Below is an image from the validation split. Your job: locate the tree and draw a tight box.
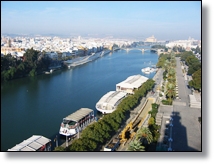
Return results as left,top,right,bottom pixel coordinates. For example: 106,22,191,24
195,46,201,54
167,68,176,84
54,146,65,151
156,54,168,68
23,48,40,69
81,138,97,151
128,139,145,151
185,55,199,66
80,124,104,144
168,68,175,76
172,46,178,52
148,103,159,118
189,68,201,90
148,117,155,126
187,62,201,75
68,138,88,151
136,127,153,144
166,83,176,104
29,68,37,76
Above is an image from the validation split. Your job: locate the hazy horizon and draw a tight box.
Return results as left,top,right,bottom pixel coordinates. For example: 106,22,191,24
1,1,201,40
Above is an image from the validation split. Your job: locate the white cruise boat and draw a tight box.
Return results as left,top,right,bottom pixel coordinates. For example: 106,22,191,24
141,67,152,74
96,91,127,114
141,67,158,74
59,108,94,136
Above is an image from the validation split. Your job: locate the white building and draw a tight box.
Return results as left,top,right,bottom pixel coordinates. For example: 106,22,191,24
166,37,200,49
145,35,157,42
96,91,127,114
116,75,148,94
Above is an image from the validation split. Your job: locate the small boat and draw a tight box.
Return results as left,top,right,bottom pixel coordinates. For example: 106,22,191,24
141,66,158,74
141,67,151,74
45,69,53,74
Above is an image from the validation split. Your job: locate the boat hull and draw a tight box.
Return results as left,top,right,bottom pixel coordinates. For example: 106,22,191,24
96,107,115,114
59,127,77,136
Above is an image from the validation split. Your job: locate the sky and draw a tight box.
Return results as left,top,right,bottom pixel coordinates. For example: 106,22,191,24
1,1,201,40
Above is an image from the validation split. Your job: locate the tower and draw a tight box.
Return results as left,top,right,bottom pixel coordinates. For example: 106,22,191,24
8,39,11,47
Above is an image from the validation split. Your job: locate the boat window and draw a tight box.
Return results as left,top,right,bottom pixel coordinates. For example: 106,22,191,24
68,121,76,125
63,119,69,124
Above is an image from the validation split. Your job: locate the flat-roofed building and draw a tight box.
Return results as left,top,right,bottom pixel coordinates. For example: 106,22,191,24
96,91,127,114
116,75,148,94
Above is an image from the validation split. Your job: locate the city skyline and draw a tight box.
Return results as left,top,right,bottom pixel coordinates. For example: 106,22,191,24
2,1,201,40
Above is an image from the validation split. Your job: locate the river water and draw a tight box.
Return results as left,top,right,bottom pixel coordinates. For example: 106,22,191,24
1,47,158,151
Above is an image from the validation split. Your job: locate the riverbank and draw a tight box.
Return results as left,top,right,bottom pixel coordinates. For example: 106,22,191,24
63,49,111,68
1,47,158,151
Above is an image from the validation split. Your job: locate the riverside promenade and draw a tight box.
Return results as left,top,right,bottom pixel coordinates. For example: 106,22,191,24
171,57,201,151
156,57,201,151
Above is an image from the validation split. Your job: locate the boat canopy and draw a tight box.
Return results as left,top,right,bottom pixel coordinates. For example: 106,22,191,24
96,91,127,107
64,108,93,122
7,135,51,151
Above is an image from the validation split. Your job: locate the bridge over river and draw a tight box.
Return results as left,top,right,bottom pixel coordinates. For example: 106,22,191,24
120,48,165,55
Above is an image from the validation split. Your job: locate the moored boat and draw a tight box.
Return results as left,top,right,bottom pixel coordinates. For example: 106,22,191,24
96,91,127,114
7,135,51,151
141,67,158,74
59,108,94,136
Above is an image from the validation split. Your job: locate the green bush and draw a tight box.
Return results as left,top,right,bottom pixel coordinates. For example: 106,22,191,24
161,100,172,105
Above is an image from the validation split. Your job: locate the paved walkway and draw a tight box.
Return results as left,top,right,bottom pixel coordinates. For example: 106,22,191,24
171,58,201,151
156,58,201,151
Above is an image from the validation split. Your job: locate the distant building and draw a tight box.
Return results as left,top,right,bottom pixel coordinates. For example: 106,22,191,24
165,37,200,50
145,35,157,43
1,47,25,55
46,51,58,60
62,52,72,58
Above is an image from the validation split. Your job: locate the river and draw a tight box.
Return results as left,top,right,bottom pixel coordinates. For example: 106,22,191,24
1,47,158,151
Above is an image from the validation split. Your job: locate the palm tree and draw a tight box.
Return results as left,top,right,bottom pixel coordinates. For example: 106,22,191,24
170,58,176,68
166,83,176,103
168,68,176,77
128,139,145,151
136,127,153,144
164,61,170,72
167,74,176,84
